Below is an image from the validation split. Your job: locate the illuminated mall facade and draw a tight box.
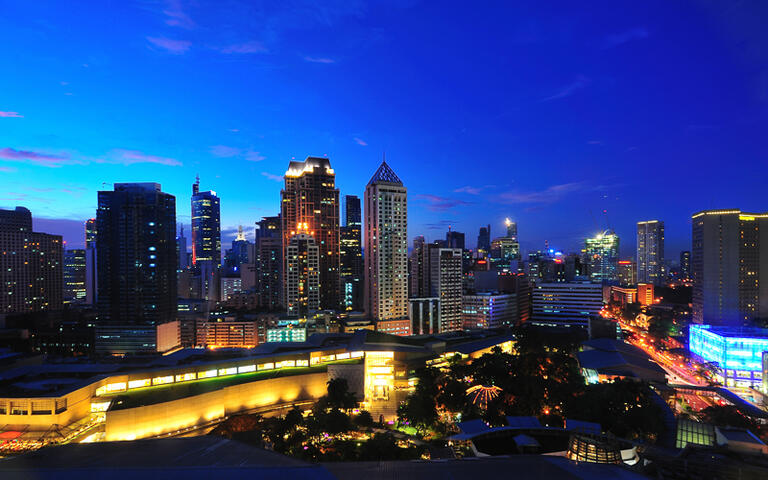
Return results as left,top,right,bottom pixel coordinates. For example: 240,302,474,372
0,329,512,454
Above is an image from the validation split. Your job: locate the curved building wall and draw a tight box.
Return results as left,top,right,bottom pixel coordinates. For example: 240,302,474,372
104,371,329,441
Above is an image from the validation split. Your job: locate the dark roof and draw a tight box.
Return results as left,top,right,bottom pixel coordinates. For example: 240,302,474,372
0,437,331,480
367,161,403,186
325,456,647,480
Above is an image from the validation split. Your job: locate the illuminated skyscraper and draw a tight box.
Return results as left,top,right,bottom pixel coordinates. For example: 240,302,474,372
489,218,520,266
583,230,620,284
191,177,221,265
637,220,664,285
281,157,340,310
340,195,363,311
680,250,691,280
0,207,63,314
617,260,637,286
63,249,87,303
85,218,98,305
430,247,463,332
364,160,409,324
477,224,491,255
256,215,282,311
95,183,179,354
285,230,320,318
691,209,768,326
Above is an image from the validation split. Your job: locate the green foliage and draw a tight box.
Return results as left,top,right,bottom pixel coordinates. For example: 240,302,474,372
354,410,374,429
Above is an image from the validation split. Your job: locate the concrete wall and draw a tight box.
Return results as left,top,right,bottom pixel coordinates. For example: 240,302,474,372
104,371,329,441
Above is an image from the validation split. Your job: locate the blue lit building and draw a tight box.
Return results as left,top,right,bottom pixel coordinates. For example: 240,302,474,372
689,324,768,388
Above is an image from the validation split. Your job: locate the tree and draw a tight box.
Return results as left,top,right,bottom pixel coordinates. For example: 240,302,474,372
354,410,374,429
324,378,357,410
700,405,763,438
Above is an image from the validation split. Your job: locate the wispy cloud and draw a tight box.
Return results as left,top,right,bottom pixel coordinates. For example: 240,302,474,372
0,166,16,172
414,194,471,212
497,182,589,205
542,75,590,102
604,27,649,48
146,36,191,54
425,220,458,231
162,0,194,29
218,41,268,54
209,145,265,162
304,56,335,64
0,147,71,167
109,149,181,166
0,111,23,118
453,185,495,195
353,137,368,146
261,172,283,182
587,140,603,145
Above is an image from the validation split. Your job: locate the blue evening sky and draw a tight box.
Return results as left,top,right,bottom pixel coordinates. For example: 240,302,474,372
1,1,766,259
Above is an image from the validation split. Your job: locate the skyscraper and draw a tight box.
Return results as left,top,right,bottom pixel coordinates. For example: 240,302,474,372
340,195,363,311
692,210,768,326
637,220,665,286
177,224,189,270
224,225,250,274
477,224,491,254
583,230,620,283
285,230,320,318
0,207,63,314
85,218,98,305
489,218,520,266
63,249,87,303
680,250,691,280
281,156,340,310
191,176,221,266
364,160,409,325
409,235,426,298
446,229,465,250
256,215,282,311
429,246,463,332
95,183,179,354
191,177,221,307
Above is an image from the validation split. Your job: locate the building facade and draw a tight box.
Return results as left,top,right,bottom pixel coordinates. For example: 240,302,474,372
531,282,603,329
340,195,363,311
0,207,63,314
584,231,620,284
256,215,282,311
281,157,340,310
462,293,518,329
95,183,178,354
691,210,768,326
63,249,87,304
364,161,409,323
637,220,665,286
617,260,637,286
285,232,320,318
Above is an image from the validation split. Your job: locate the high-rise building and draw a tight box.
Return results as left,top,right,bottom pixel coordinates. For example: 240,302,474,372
446,229,465,250
477,225,491,254
691,210,768,326
190,177,221,266
191,178,221,307
430,247,463,332
583,230,620,283
462,292,518,329
408,236,426,298
531,282,603,329
409,297,440,335
281,157,340,310
285,231,320,318
95,183,179,354
505,218,518,239
617,260,637,286
0,207,63,314
84,218,98,305
177,224,189,270
637,220,665,286
364,160,409,326
680,250,691,280
489,218,520,266
256,215,282,311
340,195,363,311
63,249,87,304
224,225,250,274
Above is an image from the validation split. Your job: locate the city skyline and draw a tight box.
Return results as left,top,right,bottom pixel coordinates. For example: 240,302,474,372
3,1,768,258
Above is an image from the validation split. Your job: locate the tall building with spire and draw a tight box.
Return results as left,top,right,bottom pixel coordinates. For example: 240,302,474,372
364,159,409,329
280,157,340,310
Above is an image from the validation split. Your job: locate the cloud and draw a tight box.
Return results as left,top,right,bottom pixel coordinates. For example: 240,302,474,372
162,0,194,29
261,172,283,182
424,220,457,231
414,194,472,212
353,137,368,146
209,145,265,162
542,75,590,101
304,56,335,64
604,27,649,48
0,166,16,172
32,218,89,249
218,41,268,54
453,185,495,195
0,147,71,167
0,111,23,118
108,149,181,166
146,36,191,54
587,140,603,145
497,182,589,205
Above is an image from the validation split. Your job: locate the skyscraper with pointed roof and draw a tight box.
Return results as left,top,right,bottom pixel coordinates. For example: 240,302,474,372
364,159,409,330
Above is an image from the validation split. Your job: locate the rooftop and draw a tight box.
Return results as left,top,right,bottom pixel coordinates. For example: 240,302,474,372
690,324,768,339
367,160,403,186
